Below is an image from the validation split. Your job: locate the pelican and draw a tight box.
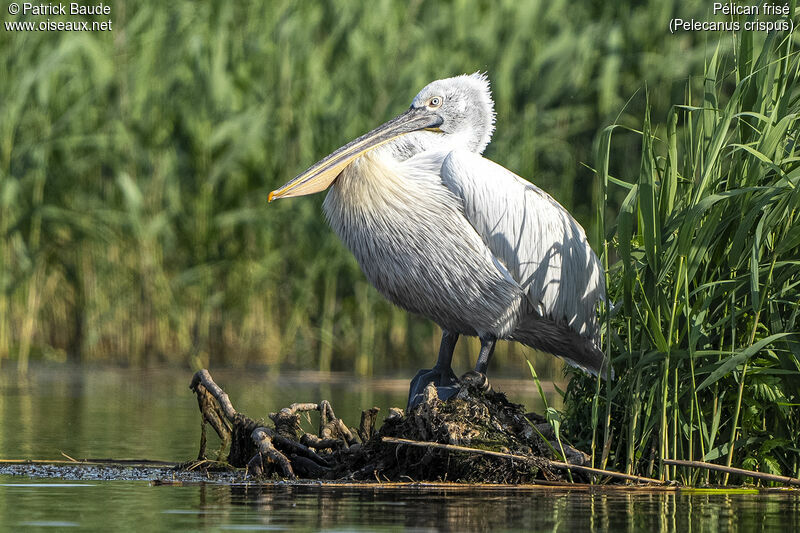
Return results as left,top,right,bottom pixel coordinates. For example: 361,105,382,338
269,73,608,407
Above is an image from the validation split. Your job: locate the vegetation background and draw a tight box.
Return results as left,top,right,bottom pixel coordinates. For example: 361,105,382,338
564,26,800,481
0,0,719,374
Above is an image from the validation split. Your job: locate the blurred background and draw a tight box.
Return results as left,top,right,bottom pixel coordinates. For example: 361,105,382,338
1,0,721,377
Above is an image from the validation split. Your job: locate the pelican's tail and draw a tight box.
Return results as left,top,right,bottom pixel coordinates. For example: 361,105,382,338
510,315,613,379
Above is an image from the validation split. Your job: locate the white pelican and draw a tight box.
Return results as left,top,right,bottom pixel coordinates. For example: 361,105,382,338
270,73,608,407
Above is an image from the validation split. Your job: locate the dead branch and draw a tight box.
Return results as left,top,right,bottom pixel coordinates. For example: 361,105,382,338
252,427,296,479
319,400,337,429
193,377,232,441
190,369,355,474
270,404,316,440
301,433,346,450
190,369,237,421
273,433,333,466
382,437,668,485
197,419,207,460
288,403,322,413
359,407,381,443
663,459,800,487
333,418,358,446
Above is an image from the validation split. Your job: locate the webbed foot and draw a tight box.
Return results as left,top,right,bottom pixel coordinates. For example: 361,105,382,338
406,366,460,409
459,370,493,393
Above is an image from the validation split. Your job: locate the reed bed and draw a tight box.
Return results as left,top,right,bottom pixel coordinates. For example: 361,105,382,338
1,0,712,374
564,29,800,482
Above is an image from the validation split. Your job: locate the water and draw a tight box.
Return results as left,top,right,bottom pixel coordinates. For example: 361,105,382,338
0,365,557,461
1,479,798,531
1,366,798,532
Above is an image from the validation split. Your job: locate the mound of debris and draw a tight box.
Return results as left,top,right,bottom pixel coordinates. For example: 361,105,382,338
188,369,591,484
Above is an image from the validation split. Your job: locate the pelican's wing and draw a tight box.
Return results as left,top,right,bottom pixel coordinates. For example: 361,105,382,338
439,150,604,342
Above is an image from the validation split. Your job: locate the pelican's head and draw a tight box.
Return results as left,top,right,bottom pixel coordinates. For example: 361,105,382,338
409,72,495,154
269,72,496,201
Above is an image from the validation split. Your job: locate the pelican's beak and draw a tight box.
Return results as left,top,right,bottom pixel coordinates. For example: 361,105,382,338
268,107,443,201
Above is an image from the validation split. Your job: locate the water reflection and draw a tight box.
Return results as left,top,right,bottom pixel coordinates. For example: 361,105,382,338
0,465,798,531
181,483,800,532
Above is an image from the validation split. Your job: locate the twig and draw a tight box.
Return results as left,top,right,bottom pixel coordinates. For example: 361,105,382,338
382,437,668,485
185,459,229,472
663,459,800,487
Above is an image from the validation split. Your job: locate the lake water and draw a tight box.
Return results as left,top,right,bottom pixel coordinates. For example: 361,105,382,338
1,365,798,531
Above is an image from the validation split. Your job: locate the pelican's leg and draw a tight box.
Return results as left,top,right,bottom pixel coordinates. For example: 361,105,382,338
461,335,496,392
407,330,460,409
474,335,497,373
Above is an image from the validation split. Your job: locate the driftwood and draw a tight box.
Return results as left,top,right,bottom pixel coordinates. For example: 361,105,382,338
190,369,363,478
188,368,598,483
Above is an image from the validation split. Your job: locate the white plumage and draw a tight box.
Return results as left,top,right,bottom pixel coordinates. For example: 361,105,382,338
270,73,609,405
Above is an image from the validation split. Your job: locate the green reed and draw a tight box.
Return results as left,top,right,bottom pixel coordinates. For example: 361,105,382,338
564,28,800,482
0,1,718,374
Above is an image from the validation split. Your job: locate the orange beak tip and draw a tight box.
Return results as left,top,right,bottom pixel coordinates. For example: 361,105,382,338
267,191,276,203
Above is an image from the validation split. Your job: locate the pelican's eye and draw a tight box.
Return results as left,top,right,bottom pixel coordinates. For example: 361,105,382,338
427,96,443,109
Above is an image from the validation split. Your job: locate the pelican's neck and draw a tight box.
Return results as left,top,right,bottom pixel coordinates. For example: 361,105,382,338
326,151,406,211
323,148,450,241
372,129,470,164
323,138,455,232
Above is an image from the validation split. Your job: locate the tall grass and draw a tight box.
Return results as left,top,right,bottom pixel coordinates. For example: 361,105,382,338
564,29,800,480
0,1,715,373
